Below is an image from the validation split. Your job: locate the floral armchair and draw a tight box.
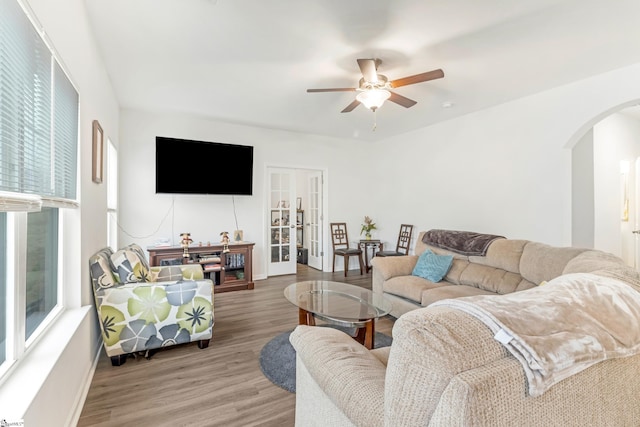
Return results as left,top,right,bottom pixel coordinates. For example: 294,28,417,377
89,244,214,366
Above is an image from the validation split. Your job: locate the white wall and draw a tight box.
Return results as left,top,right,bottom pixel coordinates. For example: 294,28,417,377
593,112,640,264
369,63,640,252
118,110,373,275
571,129,595,248
0,0,119,424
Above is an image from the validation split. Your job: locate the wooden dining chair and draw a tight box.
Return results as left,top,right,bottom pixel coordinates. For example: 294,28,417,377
330,222,364,276
376,224,414,257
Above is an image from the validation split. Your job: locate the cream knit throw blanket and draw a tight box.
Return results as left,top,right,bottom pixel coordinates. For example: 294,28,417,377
432,273,640,397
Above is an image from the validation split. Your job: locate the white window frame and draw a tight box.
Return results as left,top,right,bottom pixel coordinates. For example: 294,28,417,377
0,210,64,380
0,0,78,382
107,138,118,250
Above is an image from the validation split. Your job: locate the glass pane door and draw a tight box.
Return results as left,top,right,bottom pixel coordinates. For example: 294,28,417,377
307,171,323,270
268,168,296,276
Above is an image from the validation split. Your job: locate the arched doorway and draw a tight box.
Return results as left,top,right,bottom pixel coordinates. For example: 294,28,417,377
571,103,640,268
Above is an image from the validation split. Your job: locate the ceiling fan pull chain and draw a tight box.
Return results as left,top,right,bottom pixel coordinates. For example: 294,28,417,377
372,109,377,132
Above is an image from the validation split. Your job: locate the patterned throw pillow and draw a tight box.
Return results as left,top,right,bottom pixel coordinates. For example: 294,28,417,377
89,253,119,291
126,243,151,272
412,249,454,282
111,248,151,283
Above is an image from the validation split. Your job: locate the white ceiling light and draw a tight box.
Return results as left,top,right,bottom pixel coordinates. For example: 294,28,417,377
356,89,391,111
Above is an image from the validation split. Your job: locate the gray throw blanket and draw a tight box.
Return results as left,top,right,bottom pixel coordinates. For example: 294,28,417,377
432,273,640,397
422,229,505,256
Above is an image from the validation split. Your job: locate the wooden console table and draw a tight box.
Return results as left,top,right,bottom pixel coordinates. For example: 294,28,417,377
147,242,254,293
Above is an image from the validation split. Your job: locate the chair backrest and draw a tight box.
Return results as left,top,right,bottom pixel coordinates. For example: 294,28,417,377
330,223,350,249
396,224,414,255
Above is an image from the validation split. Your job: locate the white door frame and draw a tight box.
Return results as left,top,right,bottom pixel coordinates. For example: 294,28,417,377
264,164,329,275
306,170,323,270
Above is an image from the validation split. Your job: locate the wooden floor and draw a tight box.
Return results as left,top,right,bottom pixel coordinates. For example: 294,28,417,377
77,265,395,427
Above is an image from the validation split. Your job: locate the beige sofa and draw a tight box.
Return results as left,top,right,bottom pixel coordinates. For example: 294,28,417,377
289,232,640,426
372,231,627,318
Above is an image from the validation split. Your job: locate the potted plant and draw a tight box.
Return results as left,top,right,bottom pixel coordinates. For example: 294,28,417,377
360,216,377,240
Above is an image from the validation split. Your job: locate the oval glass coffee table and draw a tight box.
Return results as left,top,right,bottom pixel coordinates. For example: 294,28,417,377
284,280,392,349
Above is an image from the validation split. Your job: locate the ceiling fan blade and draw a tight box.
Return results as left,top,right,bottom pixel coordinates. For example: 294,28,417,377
388,91,417,108
341,99,361,113
357,59,378,83
390,69,444,88
307,88,356,93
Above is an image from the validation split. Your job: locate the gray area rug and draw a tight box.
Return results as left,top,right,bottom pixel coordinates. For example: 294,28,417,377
259,325,393,393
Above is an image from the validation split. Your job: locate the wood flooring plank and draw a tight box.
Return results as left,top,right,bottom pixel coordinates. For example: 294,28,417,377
77,266,395,426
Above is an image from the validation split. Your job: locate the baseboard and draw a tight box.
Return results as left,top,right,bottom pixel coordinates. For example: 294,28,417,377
65,338,102,426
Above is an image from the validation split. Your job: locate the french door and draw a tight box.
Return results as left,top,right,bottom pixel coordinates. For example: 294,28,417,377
307,171,323,270
267,168,297,276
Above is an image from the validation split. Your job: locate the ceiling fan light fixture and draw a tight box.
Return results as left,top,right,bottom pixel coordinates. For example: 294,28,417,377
356,88,391,111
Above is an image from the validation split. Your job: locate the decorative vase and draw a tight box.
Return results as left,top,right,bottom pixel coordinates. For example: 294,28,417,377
365,232,372,240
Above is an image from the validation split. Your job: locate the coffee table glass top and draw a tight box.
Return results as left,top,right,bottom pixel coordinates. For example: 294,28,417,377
284,280,392,322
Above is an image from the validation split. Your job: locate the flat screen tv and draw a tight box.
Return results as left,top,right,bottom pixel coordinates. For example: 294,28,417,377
155,137,253,195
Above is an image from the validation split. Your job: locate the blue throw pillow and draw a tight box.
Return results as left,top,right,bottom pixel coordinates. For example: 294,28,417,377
412,249,453,282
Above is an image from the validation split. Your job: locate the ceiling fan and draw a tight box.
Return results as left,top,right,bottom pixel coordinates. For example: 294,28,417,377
307,58,444,113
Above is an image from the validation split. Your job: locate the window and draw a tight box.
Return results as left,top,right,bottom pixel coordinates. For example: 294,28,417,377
0,0,78,376
25,208,58,340
0,212,6,365
107,139,118,250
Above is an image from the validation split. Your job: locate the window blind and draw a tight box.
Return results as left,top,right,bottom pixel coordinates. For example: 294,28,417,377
0,0,79,210
0,191,42,212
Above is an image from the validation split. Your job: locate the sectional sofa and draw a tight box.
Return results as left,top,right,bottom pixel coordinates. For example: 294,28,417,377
289,231,640,426
371,230,630,317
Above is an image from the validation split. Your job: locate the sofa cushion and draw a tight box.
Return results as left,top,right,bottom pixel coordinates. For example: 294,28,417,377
468,239,528,274
563,250,626,275
422,285,496,306
412,250,453,282
459,263,524,294
443,258,468,285
520,242,587,284
384,275,447,303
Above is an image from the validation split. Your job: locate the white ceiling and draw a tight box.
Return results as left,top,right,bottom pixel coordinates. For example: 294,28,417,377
85,0,640,141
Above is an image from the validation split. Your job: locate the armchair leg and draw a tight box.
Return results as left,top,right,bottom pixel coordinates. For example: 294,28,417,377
358,253,364,275
110,354,128,366
332,255,336,272
343,255,348,277
198,339,210,349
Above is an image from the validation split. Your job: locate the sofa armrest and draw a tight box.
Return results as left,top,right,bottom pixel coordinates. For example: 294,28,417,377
289,325,385,427
371,255,419,297
384,306,507,426
372,255,419,280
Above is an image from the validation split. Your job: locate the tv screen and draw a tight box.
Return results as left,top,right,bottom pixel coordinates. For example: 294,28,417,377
155,137,253,195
